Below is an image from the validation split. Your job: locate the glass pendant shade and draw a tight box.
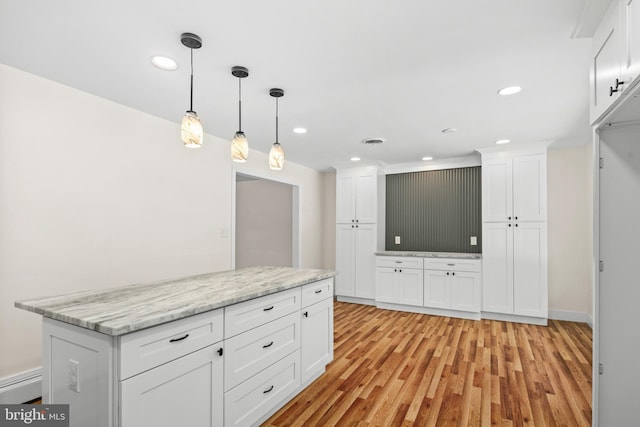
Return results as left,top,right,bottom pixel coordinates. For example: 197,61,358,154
269,142,285,170
181,111,203,148
231,131,248,162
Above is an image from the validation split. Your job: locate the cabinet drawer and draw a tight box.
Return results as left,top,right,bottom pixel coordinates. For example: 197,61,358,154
424,258,481,272
225,311,300,391
119,309,223,380
301,278,333,308
375,256,424,269
225,287,301,338
225,350,301,427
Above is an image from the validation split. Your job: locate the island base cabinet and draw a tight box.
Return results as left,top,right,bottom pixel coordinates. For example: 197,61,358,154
120,345,223,427
301,297,334,384
224,350,301,427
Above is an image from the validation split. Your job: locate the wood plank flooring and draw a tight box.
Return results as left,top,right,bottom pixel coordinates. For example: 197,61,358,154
265,301,592,426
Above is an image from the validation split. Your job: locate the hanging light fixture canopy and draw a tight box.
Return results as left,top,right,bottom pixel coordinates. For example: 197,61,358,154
180,32,203,148
231,66,249,162
269,88,285,171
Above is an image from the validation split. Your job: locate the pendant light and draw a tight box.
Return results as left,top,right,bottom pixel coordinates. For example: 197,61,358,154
269,88,285,170
180,33,203,148
230,66,249,162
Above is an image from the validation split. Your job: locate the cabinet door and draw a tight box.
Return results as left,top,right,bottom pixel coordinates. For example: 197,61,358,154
482,158,512,222
397,268,424,307
513,222,548,318
354,223,376,299
301,298,334,384
120,345,223,427
335,225,356,297
450,272,481,313
512,153,546,222
591,0,623,123
482,222,514,314
375,267,397,303
336,174,355,223
424,270,450,309
355,172,377,223
623,0,640,83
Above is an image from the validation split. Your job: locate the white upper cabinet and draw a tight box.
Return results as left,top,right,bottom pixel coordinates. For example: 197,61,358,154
336,167,380,224
590,0,640,124
623,0,640,86
482,152,546,223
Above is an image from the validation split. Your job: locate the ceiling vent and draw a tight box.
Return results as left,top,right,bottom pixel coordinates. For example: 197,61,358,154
361,137,385,145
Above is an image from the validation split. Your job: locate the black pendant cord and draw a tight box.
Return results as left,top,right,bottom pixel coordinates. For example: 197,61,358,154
275,97,279,144
189,48,194,112
238,78,242,132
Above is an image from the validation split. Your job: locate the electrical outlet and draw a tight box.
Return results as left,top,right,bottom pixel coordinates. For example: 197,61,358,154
470,236,477,246
395,236,401,244
68,359,80,393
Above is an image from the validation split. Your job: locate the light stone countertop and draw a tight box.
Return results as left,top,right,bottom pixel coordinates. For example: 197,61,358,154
375,251,482,259
15,266,336,336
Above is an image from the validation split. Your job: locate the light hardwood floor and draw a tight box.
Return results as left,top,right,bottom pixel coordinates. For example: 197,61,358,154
265,301,592,426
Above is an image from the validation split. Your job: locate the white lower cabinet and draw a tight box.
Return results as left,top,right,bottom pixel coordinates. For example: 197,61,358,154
424,259,481,313
223,280,334,427
41,278,334,427
301,294,334,384
224,351,301,427
375,256,424,306
120,345,224,427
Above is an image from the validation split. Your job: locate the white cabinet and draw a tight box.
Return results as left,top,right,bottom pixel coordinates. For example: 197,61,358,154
375,256,424,306
480,148,548,322
120,345,223,427
590,0,640,124
335,167,385,303
482,153,546,222
622,0,640,83
335,223,376,300
423,259,481,313
336,169,378,224
301,281,333,384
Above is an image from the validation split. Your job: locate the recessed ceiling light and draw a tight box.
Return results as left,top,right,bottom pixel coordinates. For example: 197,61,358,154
422,156,433,161
497,86,522,96
151,56,178,70
495,139,511,144
441,128,457,133
293,127,307,134
350,157,361,162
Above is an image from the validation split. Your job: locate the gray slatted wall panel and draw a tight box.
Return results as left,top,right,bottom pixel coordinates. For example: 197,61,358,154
385,167,481,253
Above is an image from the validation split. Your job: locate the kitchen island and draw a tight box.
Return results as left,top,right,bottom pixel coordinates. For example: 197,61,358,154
16,266,336,427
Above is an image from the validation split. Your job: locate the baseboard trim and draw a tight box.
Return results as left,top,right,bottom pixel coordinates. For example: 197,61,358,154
0,368,42,404
335,296,376,306
548,309,591,324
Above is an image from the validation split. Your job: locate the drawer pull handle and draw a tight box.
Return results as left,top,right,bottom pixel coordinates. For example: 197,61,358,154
447,263,455,266
263,341,274,348
217,347,223,356
169,333,189,343
263,306,274,311
303,311,309,317
314,289,322,294
263,385,274,394
395,261,402,264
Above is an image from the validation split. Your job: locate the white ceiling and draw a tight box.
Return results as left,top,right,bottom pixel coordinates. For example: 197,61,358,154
0,0,595,171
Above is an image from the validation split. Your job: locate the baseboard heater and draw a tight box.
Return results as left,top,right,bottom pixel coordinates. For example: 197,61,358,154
0,368,42,404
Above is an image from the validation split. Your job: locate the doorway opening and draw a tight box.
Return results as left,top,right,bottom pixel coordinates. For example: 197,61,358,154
233,172,300,269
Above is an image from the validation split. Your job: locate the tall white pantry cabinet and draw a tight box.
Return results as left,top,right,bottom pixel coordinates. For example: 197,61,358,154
335,166,385,303
479,147,548,324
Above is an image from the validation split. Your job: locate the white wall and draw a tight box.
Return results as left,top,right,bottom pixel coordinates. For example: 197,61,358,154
235,178,293,268
0,64,325,379
547,144,593,321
